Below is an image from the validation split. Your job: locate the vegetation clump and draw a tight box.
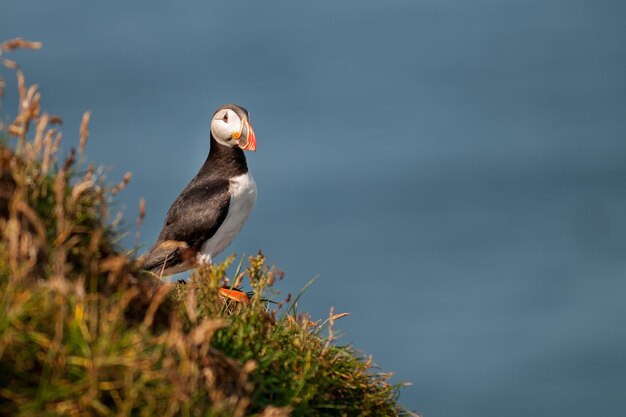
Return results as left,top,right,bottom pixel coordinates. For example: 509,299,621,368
0,39,411,417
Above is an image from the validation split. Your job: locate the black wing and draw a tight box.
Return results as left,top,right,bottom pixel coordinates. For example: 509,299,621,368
141,178,230,274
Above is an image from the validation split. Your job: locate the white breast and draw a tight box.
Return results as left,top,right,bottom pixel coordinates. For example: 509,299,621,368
198,172,257,263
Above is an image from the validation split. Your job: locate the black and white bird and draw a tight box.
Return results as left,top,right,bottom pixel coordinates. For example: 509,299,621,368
141,104,257,277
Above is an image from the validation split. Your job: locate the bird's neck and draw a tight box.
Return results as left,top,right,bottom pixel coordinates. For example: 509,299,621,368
201,135,248,177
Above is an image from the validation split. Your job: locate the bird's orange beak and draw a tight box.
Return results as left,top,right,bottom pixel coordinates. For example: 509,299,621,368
239,120,256,152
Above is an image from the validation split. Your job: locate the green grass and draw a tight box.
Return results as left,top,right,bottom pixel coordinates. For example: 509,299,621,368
0,38,413,417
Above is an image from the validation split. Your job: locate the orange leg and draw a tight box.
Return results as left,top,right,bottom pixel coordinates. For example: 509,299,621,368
219,287,250,303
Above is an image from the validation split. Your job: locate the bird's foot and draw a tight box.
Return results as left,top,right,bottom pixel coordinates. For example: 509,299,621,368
219,287,249,303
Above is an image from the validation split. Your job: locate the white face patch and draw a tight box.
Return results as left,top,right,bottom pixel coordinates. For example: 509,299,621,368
210,109,242,146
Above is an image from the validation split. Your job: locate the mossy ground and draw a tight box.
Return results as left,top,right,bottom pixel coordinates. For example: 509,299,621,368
0,39,413,417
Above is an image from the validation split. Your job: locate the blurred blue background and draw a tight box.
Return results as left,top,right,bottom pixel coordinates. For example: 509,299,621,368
3,1,626,415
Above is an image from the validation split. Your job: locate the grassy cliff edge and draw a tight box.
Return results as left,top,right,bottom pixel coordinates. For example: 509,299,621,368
0,39,412,417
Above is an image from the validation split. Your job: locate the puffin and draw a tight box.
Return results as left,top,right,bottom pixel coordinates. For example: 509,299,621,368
141,104,257,278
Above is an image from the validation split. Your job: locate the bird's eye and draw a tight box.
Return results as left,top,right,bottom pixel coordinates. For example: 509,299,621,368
222,113,229,123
